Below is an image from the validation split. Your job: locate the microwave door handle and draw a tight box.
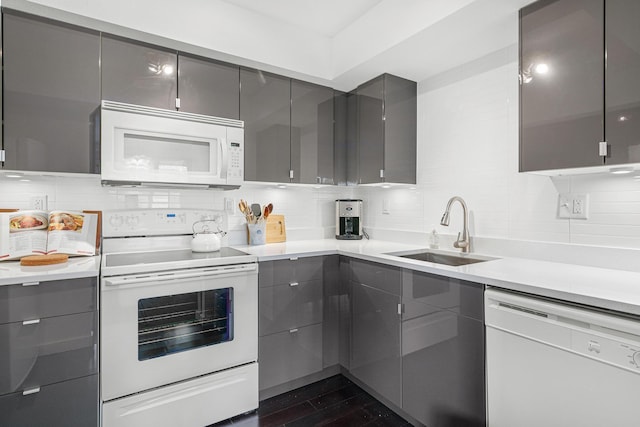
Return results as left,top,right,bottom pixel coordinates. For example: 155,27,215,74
219,137,228,179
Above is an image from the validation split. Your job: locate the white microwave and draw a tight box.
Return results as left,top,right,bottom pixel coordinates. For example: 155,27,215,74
100,101,243,189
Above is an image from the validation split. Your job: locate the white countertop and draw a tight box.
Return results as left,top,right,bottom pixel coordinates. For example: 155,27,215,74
235,239,640,316
0,256,101,286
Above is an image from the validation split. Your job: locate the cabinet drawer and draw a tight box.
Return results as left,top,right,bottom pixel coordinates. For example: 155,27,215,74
259,257,323,288
259,323,323,390
402,270,484,321
259,279,323,336
350,259,401,296
0,277,97,325
0,374,98,427
0,311,98,395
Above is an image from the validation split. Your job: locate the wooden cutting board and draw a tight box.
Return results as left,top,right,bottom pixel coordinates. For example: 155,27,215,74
266,215,286,243
21,254,69,266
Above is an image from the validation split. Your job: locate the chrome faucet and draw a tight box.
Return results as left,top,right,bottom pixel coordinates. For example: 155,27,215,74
440,196,470,253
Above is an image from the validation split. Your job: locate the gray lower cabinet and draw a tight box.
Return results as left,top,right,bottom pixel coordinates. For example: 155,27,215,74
401,270,485,427
0,277,99,427
258,256,325,391
349,259,402,408
2,11,100,174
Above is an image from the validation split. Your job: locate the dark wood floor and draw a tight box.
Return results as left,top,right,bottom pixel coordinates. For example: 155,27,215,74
210,374,411,427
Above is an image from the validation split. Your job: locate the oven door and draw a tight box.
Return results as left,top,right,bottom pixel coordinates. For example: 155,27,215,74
101,263,257,401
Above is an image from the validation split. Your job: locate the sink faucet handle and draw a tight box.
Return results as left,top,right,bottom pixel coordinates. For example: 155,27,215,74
454,232,469,249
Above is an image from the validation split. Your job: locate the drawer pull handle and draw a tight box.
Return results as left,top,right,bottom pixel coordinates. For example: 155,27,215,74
289,282,299,287
289,257,298,261
23,387,40,396
22,281,40,287
289,328,299,333
22,319,40,326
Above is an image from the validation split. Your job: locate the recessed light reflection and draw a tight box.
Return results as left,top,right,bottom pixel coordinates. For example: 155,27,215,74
618,115,629,122
381,184,391,189
163,65,174,76
5,174,22,178
610,166,634,175
19,179,31,182
534,63,549,74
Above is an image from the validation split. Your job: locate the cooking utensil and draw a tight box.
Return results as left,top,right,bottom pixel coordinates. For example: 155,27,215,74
263,205,269,220
251,203,262,220
267,203,273,215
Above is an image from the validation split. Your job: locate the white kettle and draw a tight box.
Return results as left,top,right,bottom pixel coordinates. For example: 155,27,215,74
191,220,226,252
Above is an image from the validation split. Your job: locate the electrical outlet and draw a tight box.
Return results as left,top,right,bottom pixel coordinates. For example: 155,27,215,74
31,195,48,210
557,193,588,219
224,198,235,214
382,199,390,215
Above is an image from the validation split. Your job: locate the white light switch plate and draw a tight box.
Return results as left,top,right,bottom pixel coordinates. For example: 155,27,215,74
557,193,589,219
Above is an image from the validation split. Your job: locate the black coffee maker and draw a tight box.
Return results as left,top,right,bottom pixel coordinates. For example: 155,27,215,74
335,199,363,240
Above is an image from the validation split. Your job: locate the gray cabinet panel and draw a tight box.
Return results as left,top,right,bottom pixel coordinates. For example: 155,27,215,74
402,270,484,321
0,311,98,395
350,259,401,296
520,0,604,171
402,313,485,426
384,76,417,184
2,12,100,173
259,280,323,336
350,281,401,408
240,68,291,182
334,92,348,186
0,374,98,427
357,77,385,184
258,323,323,390
322,255,340,368
291,80,335,184
0,277,97,325
401,269,485,426
338,256,352,369
259,257,323,288
605,0,640,165
177,54,239,119
101,35,177,110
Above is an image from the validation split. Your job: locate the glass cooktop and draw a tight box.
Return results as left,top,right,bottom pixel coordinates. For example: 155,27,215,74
104,247,251,269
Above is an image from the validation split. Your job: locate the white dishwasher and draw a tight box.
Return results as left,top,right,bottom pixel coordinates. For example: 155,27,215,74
485,288,640,427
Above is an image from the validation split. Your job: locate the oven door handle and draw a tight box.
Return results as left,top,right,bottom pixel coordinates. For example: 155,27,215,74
104,263,257,287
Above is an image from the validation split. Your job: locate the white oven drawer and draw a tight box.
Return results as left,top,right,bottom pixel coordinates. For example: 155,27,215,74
102,362,258,427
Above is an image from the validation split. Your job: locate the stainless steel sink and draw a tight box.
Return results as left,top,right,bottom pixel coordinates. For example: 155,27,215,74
388,250,495,266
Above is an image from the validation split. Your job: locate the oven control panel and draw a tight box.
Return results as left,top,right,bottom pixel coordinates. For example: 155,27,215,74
103,209,225,237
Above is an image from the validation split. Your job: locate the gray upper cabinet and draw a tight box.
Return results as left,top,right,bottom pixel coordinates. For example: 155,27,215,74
101,35,177,110
356,74,416,184
240,68,291,182
291,80,335,184
177,54,240,119
519,0,640,171
605,0,640,165
2,11,100,173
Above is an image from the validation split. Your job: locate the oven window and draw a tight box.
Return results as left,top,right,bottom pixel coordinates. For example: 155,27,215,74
137,288,233,361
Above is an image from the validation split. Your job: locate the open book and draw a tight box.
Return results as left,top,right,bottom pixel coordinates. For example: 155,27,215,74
0,210,99,261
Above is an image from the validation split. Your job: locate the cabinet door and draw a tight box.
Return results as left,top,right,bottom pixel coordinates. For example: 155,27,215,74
401,270,485,427
240,68,291,182
259,280,323,336
520,0,604,171
350,281,401,408
0,374,98,427
2,12,100,173
258,323,323,391
291,80,335,184
177,54,239,119
605,0,640,165
384,75,416,184
101,35,177,110
357,76,385,184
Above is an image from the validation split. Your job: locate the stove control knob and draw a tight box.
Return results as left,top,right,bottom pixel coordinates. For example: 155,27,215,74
126,216,138,226
633,351,640,368
109,215,123,227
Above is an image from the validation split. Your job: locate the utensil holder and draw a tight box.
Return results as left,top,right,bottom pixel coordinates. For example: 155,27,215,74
247,222,266,245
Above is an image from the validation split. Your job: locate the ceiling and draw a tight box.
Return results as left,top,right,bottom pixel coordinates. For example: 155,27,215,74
221,0,384,38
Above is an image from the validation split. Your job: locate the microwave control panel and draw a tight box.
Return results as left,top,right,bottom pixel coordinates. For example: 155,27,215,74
227,127,244,184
